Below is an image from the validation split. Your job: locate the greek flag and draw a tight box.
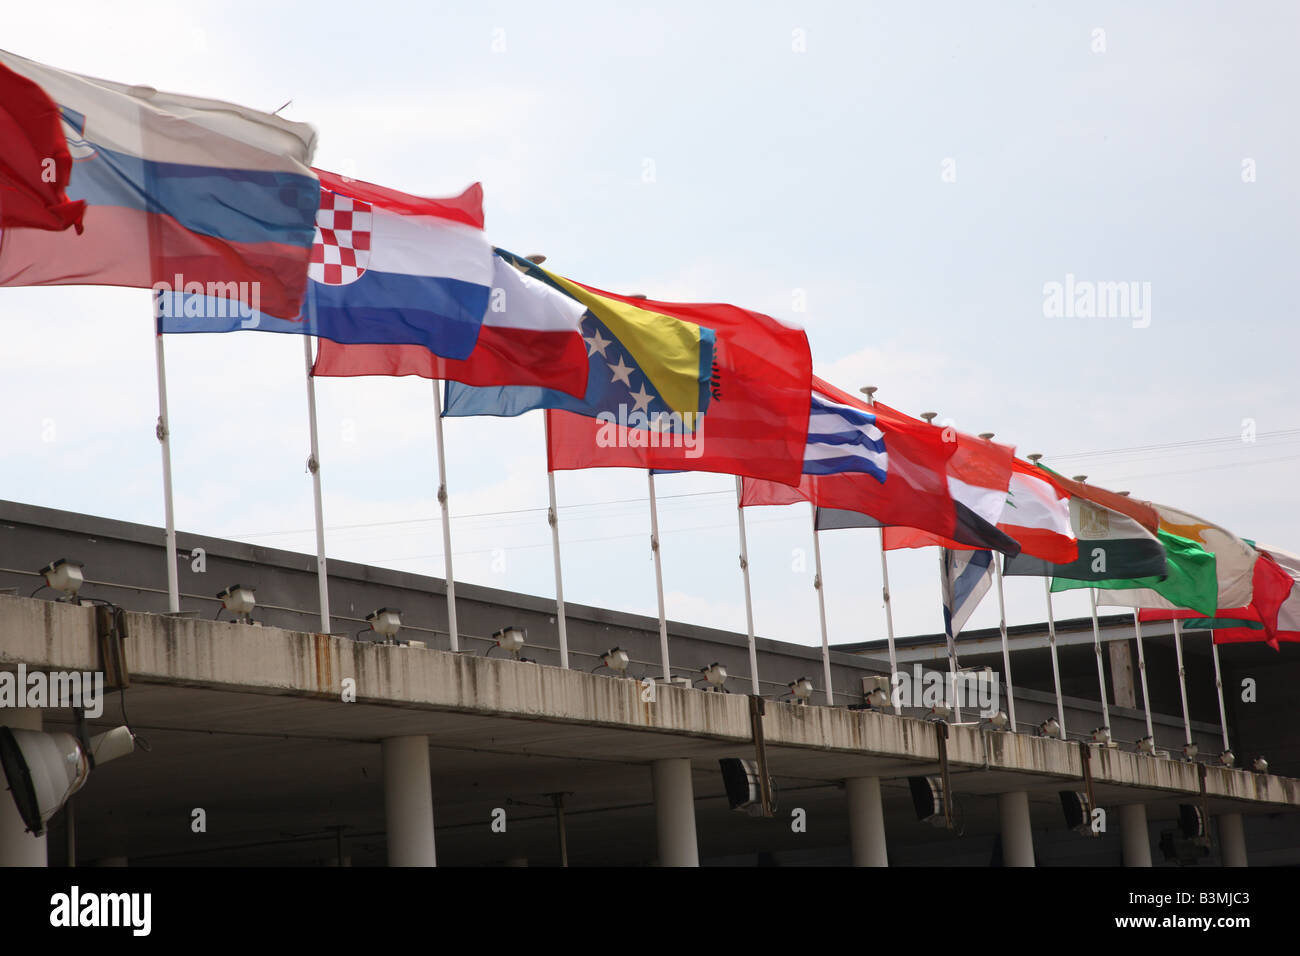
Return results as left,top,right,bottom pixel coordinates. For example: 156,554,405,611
941,548,994,642
803,391,887,482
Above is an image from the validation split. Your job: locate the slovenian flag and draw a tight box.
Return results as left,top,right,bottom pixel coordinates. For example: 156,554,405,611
310,248,589,397
0,49,319,319
160,169,494,359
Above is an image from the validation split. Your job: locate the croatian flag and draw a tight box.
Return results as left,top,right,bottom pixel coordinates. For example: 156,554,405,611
161,169,494,359
0,50,319,319
803,390,887,481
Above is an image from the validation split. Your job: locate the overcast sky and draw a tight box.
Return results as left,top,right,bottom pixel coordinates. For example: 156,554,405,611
2,0,1297,655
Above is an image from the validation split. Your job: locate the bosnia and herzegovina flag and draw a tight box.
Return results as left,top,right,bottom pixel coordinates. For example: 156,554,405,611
0,49,319,319
443,250,715,423
159,169,495,360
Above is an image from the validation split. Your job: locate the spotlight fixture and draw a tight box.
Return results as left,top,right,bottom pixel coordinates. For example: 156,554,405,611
1182,741,1199,761
1252,756,1268,773
981,710,1009,731
700,662,728,691
601,646,631,674
0,723,135,836
1090,726,1114,747
1037,716,1062,739
491,626,527,657
366,607,402,641
1137,735,1157,755
1219,749,1236,768
37,558,85,602
787,677,814,704
861,674,891,710
216,584,256,623
925,704,952,722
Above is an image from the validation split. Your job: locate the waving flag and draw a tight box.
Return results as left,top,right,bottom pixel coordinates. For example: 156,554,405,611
446,257,812,485
942,548,994,643
996,459,1076,563
0,61,85,232
802,390,887,480
311,249,588,396
160,169,494,358
0,50,318,319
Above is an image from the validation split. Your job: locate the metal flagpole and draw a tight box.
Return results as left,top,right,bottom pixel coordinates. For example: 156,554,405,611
430,383,458,652
1088,588,1112,736
1210,636,1231,753
1173,619,1194,751
543,415,570,669
1131,610,1155,742
993,552,1017,730
860,387,900,711
1043,578,1067,737
153,301,180,614
302,336,331,633
648,471,671,680
734,476,760,695
810,504,834,705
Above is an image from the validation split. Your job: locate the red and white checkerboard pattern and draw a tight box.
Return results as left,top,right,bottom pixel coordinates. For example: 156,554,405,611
308,189,373,285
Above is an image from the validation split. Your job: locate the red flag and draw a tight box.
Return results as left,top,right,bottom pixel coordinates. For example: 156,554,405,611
0,62,85,232
545,293,811,484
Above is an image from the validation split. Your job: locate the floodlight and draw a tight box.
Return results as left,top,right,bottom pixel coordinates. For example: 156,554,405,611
1037,716,1062,739
1091,726,1113,746
1137,735,1157,755
601,646,630,674
491,626,527,656
366,607,402,640
216,584,256,623
0,724,135,836
865,687,889,710
1219,749,1236,768
981,710,1009,731
1252,756,1268,773
925,704,952,722
1182,741,1199,761
37,558,85,601
700,662,727,690
787,677,814,703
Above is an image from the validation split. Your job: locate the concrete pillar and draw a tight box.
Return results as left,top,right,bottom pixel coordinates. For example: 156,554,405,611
1118,804,1152,866
1219,813,1248,867
382,736,436,866
998,791,1034,867
0,709,47,867
846,776,888,866
651,758,699,867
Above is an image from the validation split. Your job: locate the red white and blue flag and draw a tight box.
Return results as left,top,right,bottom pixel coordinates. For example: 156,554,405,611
0,50,319,319
160,169,495,359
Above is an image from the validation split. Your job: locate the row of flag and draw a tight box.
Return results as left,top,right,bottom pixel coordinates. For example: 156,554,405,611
2,49,1297,678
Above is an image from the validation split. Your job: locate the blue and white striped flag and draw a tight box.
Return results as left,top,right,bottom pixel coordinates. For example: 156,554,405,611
803,391,887,482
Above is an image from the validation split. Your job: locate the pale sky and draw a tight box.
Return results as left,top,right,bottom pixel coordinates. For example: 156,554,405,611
1,0,1297,649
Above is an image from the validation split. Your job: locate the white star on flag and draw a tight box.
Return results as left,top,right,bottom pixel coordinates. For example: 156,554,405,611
585,328,612,358
607,355,634,386
629,382,654,413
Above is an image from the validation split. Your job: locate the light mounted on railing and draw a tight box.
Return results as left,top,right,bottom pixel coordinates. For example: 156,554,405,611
1137,735,1157,755
1090,726,1114,747
1219,749,1236,768
1252,756,1268,773
787,677,814,704
1182,741,1199,761
366,607,402,641
216,584,256,624
699,662,727,691
37,558,85,602
489,625,527,658
862,674,890,710
925,704,952,722
600,647,630,674
1037,716,1062,739
981,710,1009,731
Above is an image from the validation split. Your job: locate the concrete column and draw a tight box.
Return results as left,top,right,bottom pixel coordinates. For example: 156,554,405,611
1118,804,1152,867
998,791,1034,867
846,776,888,866
651,758,699,867
1219,813,1248,867
382,736,436,867
0,709,47,867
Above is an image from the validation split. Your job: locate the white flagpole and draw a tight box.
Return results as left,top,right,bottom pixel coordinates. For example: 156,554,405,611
544,415,570,669
431,383,458,652
858,387,900,709
302,335,331,633
1043,578,1067,737
734,476,760,695
1211,636,1231,753
993,553,1017,730
648,471,671,680
878,530,901,712
1173,619,1194,751
1131,610,1155,742
810,504,834,705
153,305,180,614
940,548,963,724
1088,588,1112,735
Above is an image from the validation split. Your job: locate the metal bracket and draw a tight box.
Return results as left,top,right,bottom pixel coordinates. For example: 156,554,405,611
154,416,168,442
437,483,448,506
547,506,557,528
748,694,774,817
94,603,131,691
306,455,319,476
